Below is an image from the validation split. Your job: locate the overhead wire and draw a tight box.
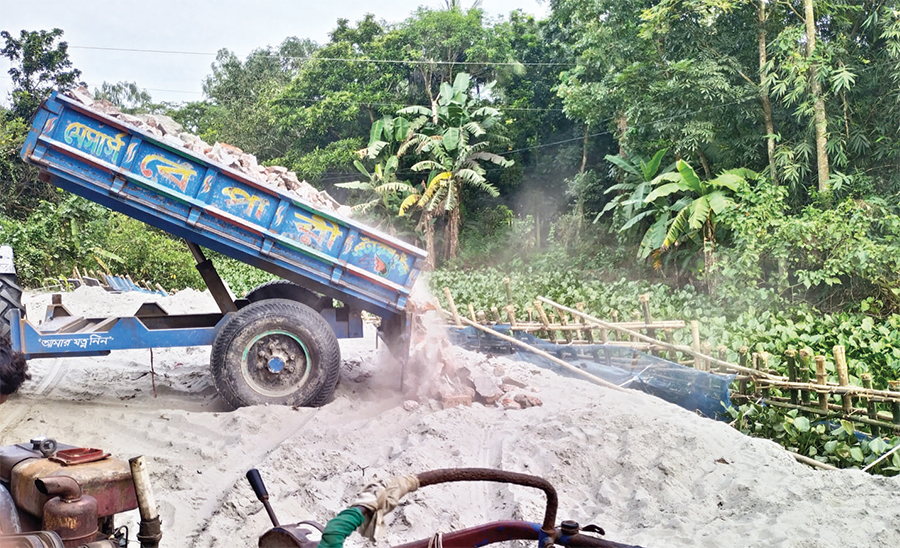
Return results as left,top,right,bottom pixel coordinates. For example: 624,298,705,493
69,45,574,67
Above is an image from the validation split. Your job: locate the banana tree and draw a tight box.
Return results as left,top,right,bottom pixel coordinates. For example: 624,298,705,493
642,159,754,276
396,72,513,261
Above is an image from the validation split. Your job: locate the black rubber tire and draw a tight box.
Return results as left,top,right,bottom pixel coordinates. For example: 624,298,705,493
244,279,325,311
0,274,23,343
210,298,341,409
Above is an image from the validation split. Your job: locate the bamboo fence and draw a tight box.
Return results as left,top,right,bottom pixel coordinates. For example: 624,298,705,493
440,286,900,438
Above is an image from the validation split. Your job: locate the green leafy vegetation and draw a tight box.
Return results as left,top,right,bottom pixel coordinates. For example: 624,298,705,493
726,403,900,475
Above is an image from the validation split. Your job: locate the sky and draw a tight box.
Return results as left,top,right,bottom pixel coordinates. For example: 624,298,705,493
0,0,550,107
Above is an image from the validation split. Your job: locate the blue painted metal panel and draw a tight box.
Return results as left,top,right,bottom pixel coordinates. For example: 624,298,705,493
21,92,427,319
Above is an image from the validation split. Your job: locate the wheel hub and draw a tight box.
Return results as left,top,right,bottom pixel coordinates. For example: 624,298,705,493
242,331,311,397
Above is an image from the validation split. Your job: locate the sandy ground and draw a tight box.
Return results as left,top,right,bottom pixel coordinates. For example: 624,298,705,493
1,287,899,548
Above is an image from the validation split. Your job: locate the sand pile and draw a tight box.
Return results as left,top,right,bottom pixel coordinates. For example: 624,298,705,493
66,87,351,217
1,287,898,548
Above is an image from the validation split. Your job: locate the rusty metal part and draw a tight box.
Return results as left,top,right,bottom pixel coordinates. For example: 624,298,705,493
0,531,66,548
129,457,161,548
49,449,109,467
258,522,323,548
392,520,540,548
416,469,559,535
10,455,137,520
135,516,161,548
36,476,99,548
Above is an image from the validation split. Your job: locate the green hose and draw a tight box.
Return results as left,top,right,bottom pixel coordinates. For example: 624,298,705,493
319,507,365,548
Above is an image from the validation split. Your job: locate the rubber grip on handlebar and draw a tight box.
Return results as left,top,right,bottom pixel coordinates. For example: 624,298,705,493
246,468,269,501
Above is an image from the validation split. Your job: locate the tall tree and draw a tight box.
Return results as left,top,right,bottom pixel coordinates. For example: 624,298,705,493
1,28,83,120
803,0,830,191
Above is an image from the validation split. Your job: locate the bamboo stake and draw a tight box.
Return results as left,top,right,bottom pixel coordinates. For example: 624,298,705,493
815,355,828,412
440,310,626,393
576,303,594,343
717,346,727,374
798,348,812,406
534,301,557,342
890,380,900,426
610,310,619,340
834,345,851,414
786,350,798,405
702,342,713,372
665,329,677,363
862,374,880,438
738,347,749,397
503,277,513,306
556,306,574,343
639,294,658,356
691,320,701,369
759,352,770,399
490,306,501,324
442,287,462,327
505,305,518,328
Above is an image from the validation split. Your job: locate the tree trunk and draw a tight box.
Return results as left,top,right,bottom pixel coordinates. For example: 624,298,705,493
446,203,460,260
804,0,830,192
758,0,778,184
422,209,436,271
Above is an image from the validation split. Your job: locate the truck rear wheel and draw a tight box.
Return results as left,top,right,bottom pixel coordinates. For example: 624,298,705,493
0,274,23,343
210,299,340,409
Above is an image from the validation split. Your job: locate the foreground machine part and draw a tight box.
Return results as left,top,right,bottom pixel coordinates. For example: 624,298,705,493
248,467,645,548
15,92,427,408
0,438,142,547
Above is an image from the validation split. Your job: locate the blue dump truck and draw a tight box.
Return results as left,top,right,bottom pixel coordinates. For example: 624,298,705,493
10,91,427,408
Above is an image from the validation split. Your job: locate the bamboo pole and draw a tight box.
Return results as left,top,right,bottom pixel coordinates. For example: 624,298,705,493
442,287,462,327
834,345,851,414
539,297,771,379
815,355,828,412
765,398,900,434
862,374,880,438
790,451,838,471
503,277,513,306
610,310,619,340
717,346,727,374
467,303,477,323
440,310,626,393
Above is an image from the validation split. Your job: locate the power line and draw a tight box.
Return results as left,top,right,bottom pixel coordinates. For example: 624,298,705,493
69,45,573,67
